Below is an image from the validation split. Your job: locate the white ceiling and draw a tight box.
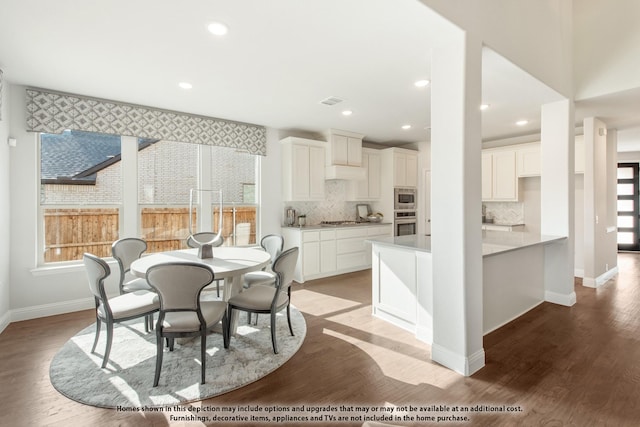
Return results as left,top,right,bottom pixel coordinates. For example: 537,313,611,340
0,0,636,147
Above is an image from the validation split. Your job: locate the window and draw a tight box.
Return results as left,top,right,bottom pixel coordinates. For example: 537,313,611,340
138,140,198,253
40,130,122,262
39,134,261,264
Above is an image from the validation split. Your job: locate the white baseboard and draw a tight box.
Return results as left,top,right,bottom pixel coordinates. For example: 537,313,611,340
574,268,584,278
582,266,619,289
0,310,10,335
431,343,485,376
10,297,94,323
545,290,576,306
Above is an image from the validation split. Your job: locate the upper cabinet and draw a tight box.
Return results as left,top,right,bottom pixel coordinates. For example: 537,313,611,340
516,142,541,177
393,150,418,187
324,129,364,167
348,148,381,200
482,148,518,201
281,137,325,201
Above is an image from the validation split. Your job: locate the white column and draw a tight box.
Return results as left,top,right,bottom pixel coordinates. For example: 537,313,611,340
121,135,139,237
430,29,484,376
540,100,576,305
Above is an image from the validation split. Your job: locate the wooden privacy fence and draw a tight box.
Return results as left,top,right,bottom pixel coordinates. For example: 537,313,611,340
44,206,257,262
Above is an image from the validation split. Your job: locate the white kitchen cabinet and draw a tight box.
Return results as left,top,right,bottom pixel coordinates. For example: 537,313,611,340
281,224,392,283
281,137,325,201
517,143,541,177
393,151,418,187
482,148,518,201
348,148,381,200
324,129,364,166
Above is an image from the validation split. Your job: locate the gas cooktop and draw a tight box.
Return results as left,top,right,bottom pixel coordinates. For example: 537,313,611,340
320,220,364,226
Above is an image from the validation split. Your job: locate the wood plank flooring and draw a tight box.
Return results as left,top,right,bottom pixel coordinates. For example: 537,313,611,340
2,254,640,426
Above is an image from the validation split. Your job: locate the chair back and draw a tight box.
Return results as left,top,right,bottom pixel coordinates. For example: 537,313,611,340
261,234,284,263
186,232,224,249
146,263,214,311
83,253,110,303
112,238,147,286
272,247,299,292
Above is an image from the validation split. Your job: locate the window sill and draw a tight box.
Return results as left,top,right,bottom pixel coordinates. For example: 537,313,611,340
31,258,117,276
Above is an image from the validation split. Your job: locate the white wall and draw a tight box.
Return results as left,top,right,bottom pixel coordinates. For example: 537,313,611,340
419,0,573,97
4,84,283,323
573,0,640,99
0,79,11,332
260,127,284,236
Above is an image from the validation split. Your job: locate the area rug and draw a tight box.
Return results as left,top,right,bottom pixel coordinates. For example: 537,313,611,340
50,305,306,408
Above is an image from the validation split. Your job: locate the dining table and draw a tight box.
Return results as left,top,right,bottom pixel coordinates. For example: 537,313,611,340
130,247,271,333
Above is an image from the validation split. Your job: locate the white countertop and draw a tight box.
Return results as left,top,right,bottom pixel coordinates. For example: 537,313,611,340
282,222,392,231
367,230,566,257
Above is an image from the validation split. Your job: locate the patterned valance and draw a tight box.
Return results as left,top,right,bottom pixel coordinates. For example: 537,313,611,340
26,88,267,155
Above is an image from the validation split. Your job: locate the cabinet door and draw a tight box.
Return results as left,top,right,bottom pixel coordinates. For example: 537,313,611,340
320,240,337,273
517,144,541,177
302,241,320,276
291,144,310,200
309,146,325,200
481,153,493,200
405,154,418,187
367,152,381,199
354,153,369,199
492,150,517,200
347,137,362,166
394,153,406,186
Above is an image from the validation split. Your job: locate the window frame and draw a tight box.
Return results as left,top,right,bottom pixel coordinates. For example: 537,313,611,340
37,133,262,266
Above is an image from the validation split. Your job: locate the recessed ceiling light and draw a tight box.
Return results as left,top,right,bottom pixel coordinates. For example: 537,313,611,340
207,22,228,36
414,79,430,88
342,110,353,116
402,124,412,130
178,82,193,90
480,104,490,110
516,120,528,126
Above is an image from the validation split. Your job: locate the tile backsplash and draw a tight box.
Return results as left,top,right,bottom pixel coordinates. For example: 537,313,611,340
284,181,362,225
483,202,524,224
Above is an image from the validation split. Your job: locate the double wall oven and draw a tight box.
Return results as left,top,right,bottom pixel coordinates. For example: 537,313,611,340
393,187,417,236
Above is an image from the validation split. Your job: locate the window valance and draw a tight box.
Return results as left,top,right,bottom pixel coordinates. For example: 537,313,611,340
26,88,267,155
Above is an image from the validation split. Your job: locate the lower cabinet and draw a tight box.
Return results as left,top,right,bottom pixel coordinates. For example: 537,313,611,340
282,224,392,283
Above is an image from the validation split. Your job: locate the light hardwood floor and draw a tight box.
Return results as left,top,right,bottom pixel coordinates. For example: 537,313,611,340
2,254,640,426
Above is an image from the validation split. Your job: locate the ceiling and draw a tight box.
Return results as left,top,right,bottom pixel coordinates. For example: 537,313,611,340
0,0,636,147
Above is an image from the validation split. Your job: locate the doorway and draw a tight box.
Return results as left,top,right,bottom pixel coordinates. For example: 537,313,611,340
617,163,640,251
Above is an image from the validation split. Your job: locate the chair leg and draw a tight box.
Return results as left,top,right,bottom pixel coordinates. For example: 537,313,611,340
287,304,294,336
222,314,229,349
270,311,279,354
216,280,220,298
153,333,164,387
226,307,234,347
169,338,175,351
91,318,101,353
201,333,206,384
247,312,252,324
102,322,114,368
144,315,149,333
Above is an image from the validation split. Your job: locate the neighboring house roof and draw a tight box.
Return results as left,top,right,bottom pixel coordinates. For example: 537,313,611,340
40,130,156,184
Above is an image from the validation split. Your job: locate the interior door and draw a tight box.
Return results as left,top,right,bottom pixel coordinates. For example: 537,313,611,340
617,163,640,251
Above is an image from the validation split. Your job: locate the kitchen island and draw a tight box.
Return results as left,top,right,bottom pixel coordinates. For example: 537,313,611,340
368,231,567,344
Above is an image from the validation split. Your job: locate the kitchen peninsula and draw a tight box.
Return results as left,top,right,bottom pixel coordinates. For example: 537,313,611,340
368,231,567,344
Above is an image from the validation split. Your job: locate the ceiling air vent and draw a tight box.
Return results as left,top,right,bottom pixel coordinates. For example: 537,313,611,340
319,96,343,106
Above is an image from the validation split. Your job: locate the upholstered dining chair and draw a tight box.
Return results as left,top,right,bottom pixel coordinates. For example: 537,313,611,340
146,262,228,387
243,234,284,289
83,253,159,369
186,232,225,296
112,238,152,294
112,237,154,331
243,234,285,324
227,246,299,354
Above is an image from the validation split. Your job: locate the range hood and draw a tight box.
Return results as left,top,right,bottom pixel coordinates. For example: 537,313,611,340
325,165,367,181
